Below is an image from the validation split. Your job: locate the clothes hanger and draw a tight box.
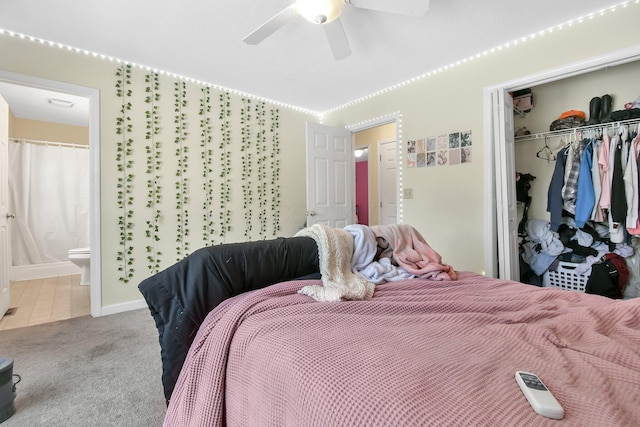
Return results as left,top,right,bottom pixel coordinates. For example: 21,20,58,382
536,136,556,161
567,130,578,149
618,123,627,136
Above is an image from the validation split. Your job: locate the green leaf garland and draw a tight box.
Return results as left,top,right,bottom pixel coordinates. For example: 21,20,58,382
144,71,162,273
256,101,268,239
241,98,253,238
112,65,283,277
218,91,232,240
115,64,135,283
174,81,190,260
270,107,281,235
200,86,216,246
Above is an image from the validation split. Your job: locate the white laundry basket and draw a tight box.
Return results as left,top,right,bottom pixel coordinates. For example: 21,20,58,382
542,261,590,292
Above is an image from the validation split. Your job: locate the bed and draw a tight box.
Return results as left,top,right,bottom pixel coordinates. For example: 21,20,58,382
140,225,640,426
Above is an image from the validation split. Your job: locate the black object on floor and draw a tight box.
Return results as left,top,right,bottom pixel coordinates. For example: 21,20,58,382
0,358,17,423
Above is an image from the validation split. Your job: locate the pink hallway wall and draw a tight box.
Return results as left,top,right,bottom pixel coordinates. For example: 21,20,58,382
355,161,369,225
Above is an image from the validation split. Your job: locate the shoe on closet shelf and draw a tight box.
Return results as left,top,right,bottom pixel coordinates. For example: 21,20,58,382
623,95,640,110
600,94,614,123
585,96,601,125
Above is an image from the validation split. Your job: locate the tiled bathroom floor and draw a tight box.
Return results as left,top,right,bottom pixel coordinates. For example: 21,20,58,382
0,274,90,330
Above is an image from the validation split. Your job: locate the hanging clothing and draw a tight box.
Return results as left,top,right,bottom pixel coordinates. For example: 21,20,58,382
547,146,569,232
627,133,640,234
575,140,595,228
609,134,628,243
624,133,640,230
610,135,627,221
590,137,602,221
594,132,612,222
561,139,584,214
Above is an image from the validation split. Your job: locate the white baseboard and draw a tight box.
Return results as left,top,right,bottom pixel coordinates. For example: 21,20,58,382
11,262,81,281
98,298,148,317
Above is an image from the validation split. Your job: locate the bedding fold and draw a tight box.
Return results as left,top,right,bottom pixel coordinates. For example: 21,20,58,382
296,224,375,301
344,224,414,283
371,223,457,280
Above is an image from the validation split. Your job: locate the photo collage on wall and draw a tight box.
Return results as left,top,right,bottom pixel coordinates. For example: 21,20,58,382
406,130,472,168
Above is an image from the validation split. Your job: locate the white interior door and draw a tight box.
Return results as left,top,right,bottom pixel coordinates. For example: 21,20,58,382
0,94,10,319
493,89,519,281
378,139,397,225
305,122,354,227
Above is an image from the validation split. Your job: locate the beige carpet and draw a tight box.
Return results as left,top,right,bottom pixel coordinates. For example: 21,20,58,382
0,308,166,426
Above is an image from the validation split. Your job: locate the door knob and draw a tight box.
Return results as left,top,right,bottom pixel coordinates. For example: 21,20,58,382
307,211,317,216
5,213,15,219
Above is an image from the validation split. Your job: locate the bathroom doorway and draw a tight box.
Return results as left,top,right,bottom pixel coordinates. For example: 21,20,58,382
0,70,101,326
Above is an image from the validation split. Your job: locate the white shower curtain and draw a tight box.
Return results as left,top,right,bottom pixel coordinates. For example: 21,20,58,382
8,141,90,265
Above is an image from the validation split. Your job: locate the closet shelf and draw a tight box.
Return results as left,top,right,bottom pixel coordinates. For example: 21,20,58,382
514,117,640,143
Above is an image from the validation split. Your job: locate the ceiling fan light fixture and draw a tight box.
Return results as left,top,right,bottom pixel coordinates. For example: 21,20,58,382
296,0,344,24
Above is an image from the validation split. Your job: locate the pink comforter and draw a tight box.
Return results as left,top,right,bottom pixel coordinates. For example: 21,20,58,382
165,272,640,426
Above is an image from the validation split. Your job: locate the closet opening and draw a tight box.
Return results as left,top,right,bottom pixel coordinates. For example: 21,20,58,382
484,46,640,283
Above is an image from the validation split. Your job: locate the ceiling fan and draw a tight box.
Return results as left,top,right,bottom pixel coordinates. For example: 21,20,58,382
243,0,430,60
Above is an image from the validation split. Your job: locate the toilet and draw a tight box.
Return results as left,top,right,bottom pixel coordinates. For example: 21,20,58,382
68,247,91,286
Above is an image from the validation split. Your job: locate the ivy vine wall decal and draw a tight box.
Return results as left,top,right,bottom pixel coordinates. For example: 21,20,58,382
115,64,135,283
113,65,282,279
219,91,232,240
241,98,253,239
256,101,267,239
145,71,162,273
200,86,216,246
270,108,281,236
174,81,190,261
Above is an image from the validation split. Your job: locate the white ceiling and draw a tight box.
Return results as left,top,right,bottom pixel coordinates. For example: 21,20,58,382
0,81,89,127
0,0,627,124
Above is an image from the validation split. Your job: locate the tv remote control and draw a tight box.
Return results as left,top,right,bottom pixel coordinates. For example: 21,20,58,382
515,371,564,420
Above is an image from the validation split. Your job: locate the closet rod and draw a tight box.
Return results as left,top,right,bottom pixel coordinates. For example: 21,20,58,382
514,117,640,143
9,137,89,150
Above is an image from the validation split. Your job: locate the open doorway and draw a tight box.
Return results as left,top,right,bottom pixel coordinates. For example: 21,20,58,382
353,121,398,226
0,70,101,325
305,114,401,228
354,146,369,225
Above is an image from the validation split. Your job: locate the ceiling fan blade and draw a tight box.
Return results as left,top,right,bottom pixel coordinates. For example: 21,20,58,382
346,0,430,17
323,17,351,60
243,4,299,45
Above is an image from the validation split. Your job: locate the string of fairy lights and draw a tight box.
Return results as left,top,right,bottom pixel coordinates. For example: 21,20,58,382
0,0,635,118
325,0,640,114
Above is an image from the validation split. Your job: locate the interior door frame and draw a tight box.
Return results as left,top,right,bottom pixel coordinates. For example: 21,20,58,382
0,70,102,317
483,45,640,279
0,94,9,318
348,112,403,224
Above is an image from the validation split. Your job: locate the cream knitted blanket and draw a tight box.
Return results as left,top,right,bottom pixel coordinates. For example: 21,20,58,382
295,224,375,302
